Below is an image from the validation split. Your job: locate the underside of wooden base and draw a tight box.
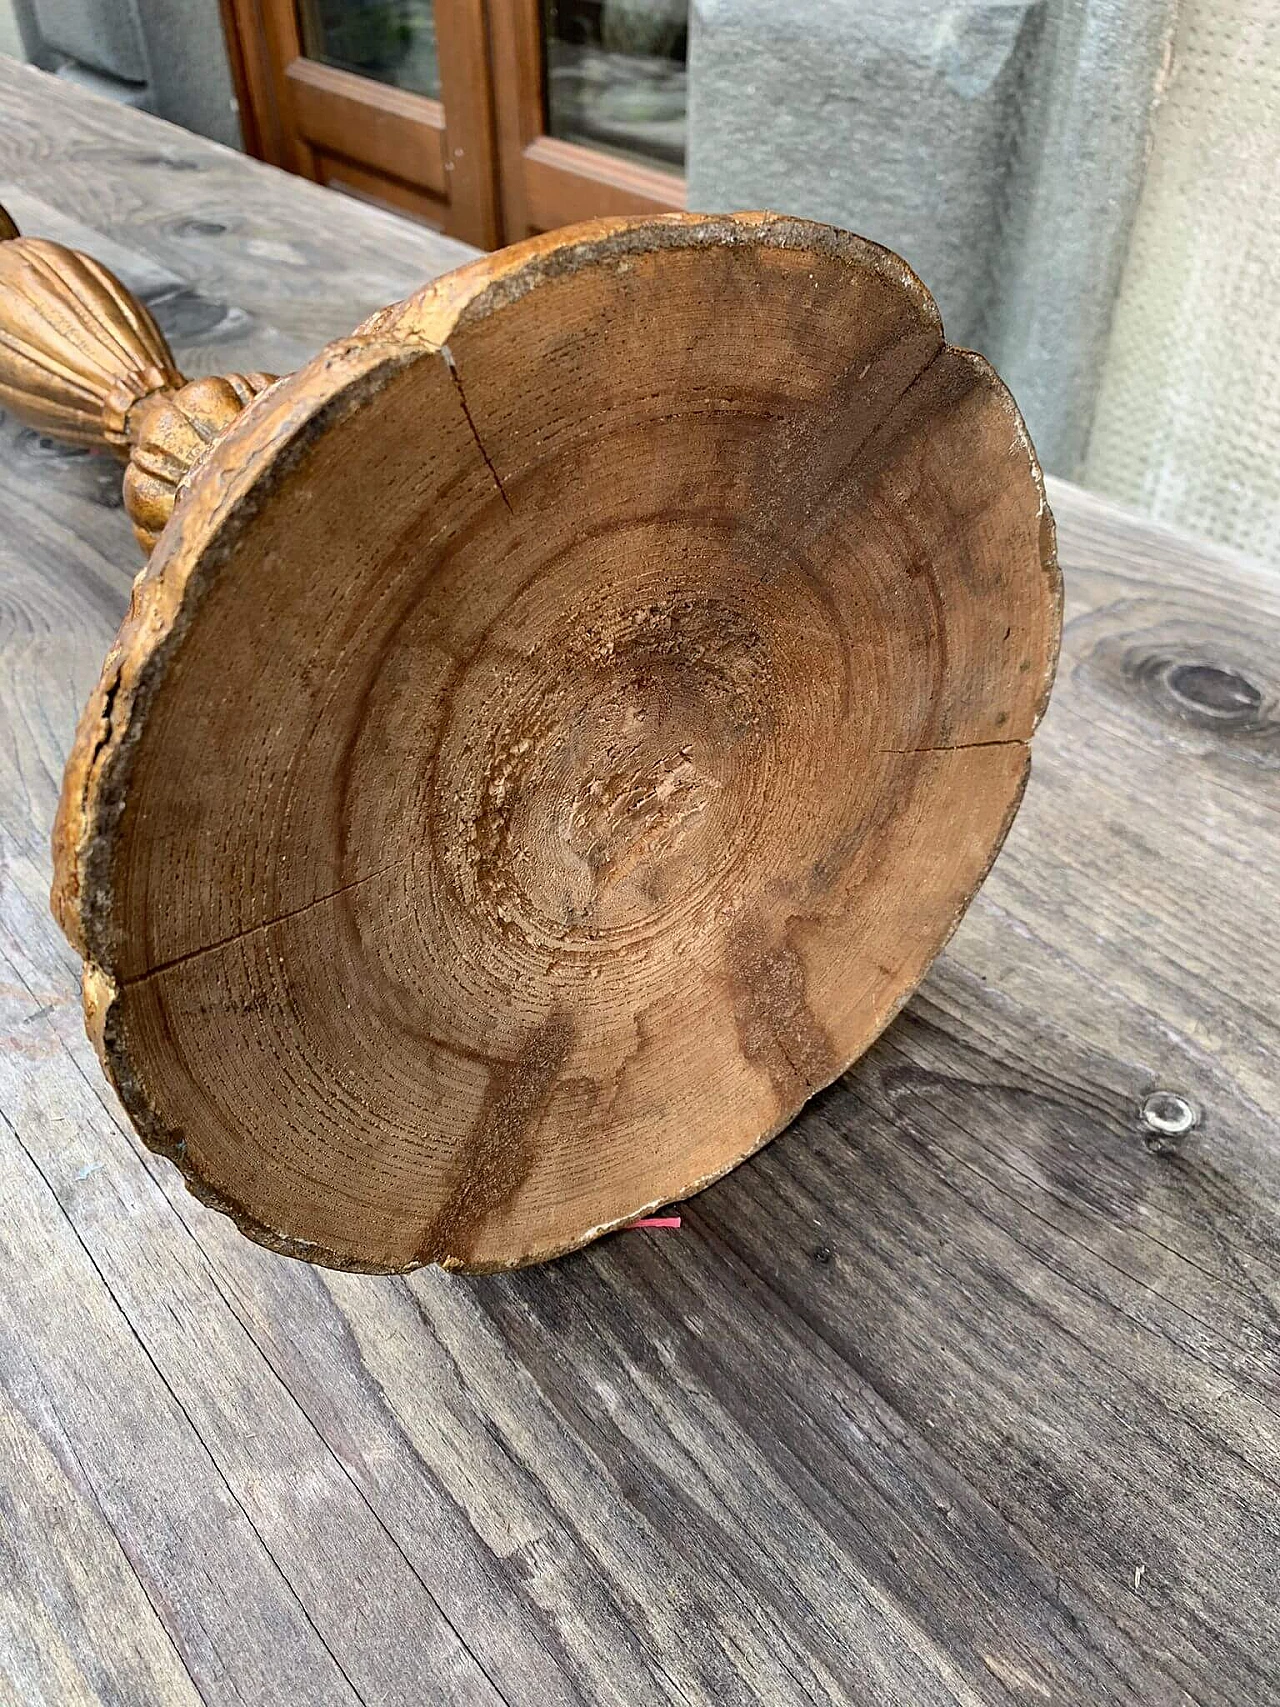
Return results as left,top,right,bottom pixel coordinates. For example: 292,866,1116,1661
51,213,1060,1272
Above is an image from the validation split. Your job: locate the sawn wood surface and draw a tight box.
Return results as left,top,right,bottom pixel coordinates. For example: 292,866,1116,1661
1,58,1277,1707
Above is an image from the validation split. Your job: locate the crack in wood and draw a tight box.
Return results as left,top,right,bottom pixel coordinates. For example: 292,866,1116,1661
440,342,513,514
878,737,1029,755
119,859,406,987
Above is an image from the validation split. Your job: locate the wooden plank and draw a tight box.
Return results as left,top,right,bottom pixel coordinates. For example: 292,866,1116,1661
1,56,1278,1707
0,57,474,355
484,0,545,238
0,855,367,1706
0,1357,203,1707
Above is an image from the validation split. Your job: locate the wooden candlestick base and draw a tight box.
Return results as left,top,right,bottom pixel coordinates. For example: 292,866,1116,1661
1,207,1060,1272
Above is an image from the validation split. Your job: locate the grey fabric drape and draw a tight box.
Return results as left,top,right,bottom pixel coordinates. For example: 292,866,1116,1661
686,0,1177,479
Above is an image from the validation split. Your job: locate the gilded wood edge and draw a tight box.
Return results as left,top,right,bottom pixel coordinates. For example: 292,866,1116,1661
50,212,1061,1274
54,338,438,1273
355,208,945,345
953,346,1063,733
50,339,424,958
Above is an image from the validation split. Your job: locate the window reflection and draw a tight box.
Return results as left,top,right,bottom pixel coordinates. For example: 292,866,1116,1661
543,0,688,172
298,0,442,101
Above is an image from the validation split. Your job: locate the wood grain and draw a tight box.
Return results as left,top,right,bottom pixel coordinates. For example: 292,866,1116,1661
46,212,1057,1273
1,59,1278,1707
431,0,504,250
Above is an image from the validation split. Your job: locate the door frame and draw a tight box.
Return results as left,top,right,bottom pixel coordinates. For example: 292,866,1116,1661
220,0,687,246
220,0,501,247
485,0,684,239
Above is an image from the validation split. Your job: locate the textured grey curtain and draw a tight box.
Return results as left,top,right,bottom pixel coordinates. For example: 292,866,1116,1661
687,0,1177,480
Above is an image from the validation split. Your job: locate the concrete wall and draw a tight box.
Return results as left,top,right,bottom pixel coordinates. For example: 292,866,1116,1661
1084,0,1280,568
0,0,26,59
1,0,240,149
686,0,1176,481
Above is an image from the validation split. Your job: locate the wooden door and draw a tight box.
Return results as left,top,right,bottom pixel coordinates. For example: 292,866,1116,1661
222,0,501,247
487,0,685,238
222,0,687,246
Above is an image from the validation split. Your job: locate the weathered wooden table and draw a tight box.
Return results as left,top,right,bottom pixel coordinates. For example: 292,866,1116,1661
2,58,1277,1707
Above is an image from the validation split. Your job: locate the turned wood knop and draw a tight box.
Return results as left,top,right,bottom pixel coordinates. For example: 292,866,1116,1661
0,203,277,549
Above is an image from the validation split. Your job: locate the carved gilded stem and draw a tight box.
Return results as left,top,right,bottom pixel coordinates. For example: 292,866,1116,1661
0,203,278,549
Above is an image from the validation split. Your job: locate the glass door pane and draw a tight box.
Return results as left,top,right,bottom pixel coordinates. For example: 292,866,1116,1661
298,0,442,99
542,0,688,171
